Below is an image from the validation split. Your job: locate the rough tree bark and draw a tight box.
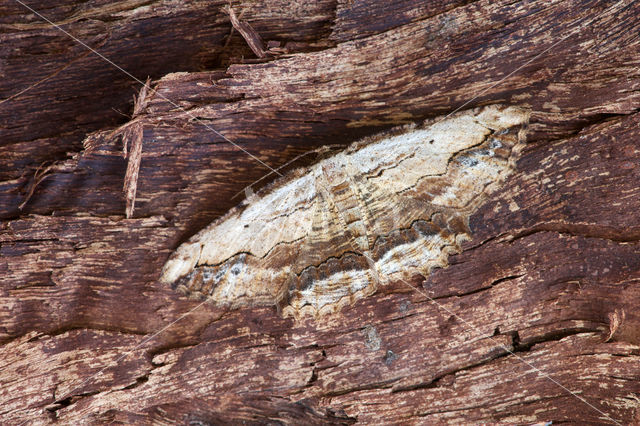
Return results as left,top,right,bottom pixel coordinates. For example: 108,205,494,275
1,0,640,424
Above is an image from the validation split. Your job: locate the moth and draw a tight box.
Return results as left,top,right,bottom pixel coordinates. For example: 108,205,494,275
160,105,529,318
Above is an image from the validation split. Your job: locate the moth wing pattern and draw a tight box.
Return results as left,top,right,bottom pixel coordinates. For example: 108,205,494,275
162,170,317,307
160,105,530,319
291,181,356,271
277,166,380,316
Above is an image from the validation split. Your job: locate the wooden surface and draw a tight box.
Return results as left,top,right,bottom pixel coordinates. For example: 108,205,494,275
1,0,640,424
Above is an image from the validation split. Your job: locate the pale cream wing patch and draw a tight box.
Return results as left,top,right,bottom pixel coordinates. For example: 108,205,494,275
160,170,317,285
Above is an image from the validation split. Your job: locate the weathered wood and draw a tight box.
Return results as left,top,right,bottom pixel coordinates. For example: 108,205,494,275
1,0,640,424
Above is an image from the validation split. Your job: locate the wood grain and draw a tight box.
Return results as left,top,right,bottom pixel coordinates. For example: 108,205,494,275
1,0,639,423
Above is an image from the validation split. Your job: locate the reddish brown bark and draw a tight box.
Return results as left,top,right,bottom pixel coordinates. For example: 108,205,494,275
1,0,639,424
